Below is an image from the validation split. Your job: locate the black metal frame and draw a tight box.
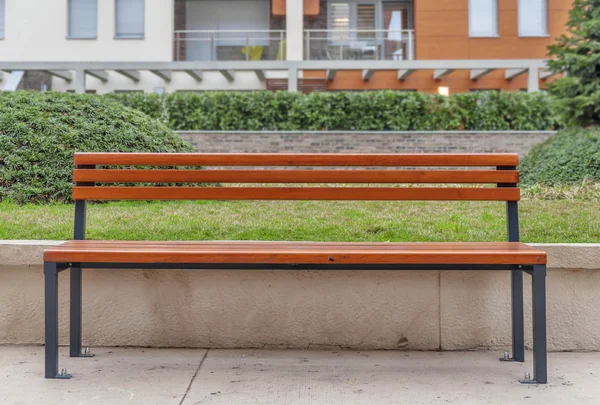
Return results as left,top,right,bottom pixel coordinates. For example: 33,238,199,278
44,261,547,383
43,164,547,383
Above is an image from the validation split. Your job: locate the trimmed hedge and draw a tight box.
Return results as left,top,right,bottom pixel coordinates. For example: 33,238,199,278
0,92,193,203
107,91,557,131
519,127,600,185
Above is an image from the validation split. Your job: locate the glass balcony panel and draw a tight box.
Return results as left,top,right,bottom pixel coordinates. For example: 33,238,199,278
174,30,286,61
304,29,414,61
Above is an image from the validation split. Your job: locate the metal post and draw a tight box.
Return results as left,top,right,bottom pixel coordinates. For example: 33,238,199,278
70,200,87,357
508,200,524,363
521,264,547,384
527,66,540,93
70,167,94,359
45,262,70,379
288,67,298,92
176,32,181,61
532,264,548,384
305,31,310,60
280,30,284,61
211,32,215,61
408,30,413,61
74,69,86,94
245,33,250,61
499,167,524,363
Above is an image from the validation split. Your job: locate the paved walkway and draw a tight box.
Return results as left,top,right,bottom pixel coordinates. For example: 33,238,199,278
1,347,599,404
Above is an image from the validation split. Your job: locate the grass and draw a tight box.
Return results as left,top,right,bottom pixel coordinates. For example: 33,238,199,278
0,197,598,243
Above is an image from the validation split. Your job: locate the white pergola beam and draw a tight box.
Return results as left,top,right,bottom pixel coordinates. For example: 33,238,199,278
45,70,73,82
115,70,141,82
86,70,109,82
470,69,495,81
219,70,235,82
0,60,551,72
540,70,554,80
397,69,415,80
255,70,266,82
505,68,528,80
326,69,336,81
184,70,203,82
362,69,375,81
433,69,454,80
150,70,172,82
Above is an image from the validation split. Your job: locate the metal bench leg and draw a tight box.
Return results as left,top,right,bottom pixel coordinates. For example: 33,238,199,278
70,266,94,358
500,268,524,362
521,264,547,384
512,268,525,362
45,262,71,379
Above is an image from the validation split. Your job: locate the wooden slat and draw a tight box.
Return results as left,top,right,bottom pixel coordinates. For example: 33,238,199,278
43,241,546,265
73,169,519,184
72,187,520,201
73,153,519,167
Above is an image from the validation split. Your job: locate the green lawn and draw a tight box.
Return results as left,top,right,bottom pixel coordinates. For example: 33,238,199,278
1,198,598,243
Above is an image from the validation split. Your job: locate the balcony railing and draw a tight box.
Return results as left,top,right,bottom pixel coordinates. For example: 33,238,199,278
174,30,287,62
304,29,415,61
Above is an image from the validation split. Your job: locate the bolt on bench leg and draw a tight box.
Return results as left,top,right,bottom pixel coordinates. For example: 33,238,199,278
70,266,94,358
45,262,71,379
520,264,547,384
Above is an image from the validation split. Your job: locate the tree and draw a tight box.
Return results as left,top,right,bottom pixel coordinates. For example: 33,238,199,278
547,0,600,126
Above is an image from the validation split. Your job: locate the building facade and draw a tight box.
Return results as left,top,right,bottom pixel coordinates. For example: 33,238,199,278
0,0,571,94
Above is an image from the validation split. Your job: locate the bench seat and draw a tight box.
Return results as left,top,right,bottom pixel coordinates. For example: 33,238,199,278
45,240,547,265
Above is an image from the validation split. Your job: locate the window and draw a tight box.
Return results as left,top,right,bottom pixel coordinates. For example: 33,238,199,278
518,0,547,36
330,3,351,40
328,1,377,41
68,0,98,39
469,0,498,37
115,0,145,38
356,4,376,39
0,0,5,39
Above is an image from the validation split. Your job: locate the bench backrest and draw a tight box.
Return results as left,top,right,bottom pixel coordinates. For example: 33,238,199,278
71,152,521,241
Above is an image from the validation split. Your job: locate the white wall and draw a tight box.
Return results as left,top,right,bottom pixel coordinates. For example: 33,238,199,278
0,0,173,61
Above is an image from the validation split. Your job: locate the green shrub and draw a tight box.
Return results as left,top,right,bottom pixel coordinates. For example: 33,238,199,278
105,92,165,121
108,91,558,131
0,92,193,204
519,127,600,185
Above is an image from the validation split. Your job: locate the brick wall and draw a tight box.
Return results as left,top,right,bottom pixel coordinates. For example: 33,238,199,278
178,131,554,158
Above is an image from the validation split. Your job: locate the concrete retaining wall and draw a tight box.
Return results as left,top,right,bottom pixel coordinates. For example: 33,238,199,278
178,131,556,157
1,241,599,351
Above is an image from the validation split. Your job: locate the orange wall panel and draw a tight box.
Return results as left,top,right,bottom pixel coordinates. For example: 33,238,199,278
417,37,470,59
415,0,571,61
272,0,319,16
548,0,573,10
416,0,467,12
416,11,468,37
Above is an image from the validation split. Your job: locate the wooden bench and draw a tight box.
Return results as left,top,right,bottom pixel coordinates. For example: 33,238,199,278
43,152,548,383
